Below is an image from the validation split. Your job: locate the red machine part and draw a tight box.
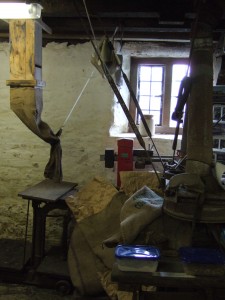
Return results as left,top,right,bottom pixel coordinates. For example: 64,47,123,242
117,139,134,187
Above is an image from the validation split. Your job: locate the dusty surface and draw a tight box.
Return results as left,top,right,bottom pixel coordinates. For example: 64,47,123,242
0,283,75,300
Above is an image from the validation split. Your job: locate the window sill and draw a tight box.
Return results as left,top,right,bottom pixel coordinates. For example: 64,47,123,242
110,133,181,140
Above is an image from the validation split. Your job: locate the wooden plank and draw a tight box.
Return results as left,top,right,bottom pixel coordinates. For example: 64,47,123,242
9,20,27,80
25,19,35,80
18,179,77,202
6,79,46,87
10,87,42,108
9,20,42,80
9,87,43,135
112,263,225,288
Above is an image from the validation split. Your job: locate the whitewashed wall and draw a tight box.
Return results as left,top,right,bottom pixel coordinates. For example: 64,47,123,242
0,41,181,239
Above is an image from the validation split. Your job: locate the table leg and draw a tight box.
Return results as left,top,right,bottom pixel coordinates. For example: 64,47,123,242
31,201,46,267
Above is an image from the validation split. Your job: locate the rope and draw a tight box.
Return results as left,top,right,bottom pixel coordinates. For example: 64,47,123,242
56,0,98,135
58,70,95,133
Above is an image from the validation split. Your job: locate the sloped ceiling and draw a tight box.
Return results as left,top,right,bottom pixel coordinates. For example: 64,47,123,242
0,0,224,45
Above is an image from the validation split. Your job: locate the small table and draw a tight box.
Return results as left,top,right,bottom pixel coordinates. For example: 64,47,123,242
18,179,77,267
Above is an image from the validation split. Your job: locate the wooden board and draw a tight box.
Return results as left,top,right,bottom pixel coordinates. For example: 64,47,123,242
6,79,46,87
112,262,225,288
9,87,43,135
9,19,42,81
18,179,77,202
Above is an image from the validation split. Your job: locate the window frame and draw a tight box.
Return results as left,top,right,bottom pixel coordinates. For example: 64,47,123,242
129,57,189,134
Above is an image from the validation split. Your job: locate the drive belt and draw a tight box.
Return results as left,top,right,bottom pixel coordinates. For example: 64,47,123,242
90,39,163,186
121,67,165,169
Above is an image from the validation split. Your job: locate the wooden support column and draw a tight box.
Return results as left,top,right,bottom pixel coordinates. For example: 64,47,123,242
6,19,45,137
9,19,42,81
185,22,213,176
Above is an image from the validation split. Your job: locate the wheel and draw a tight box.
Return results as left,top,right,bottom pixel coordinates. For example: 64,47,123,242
55,279,72,295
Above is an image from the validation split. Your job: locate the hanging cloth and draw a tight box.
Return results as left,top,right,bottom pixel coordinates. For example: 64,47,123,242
91,36,121,77
10,87,62,182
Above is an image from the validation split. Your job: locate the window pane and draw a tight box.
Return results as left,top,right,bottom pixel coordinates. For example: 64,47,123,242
170,97,177,111
142,109,150,115
213,106,221,121
150,98,161,111
169,63,188,127
139,82,150,95
172,64,188,81
151,82,162,96
221,139,225,149
139,96,149,110
222,106,225,121
152,111,160,125
137,64,164,126
151,67,163,81
171,81,180,97
139,66,151,81
213,139,219,148
170,96,179,127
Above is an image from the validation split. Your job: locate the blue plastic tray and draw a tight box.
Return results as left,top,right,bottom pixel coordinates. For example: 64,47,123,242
115,245,160,261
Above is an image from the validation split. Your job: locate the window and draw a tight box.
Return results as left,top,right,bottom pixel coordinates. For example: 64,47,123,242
137,65,164,125
130,57,189,134
213,105,225,124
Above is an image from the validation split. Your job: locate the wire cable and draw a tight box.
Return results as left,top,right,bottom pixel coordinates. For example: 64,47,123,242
82,0,96,41
59,70,95,133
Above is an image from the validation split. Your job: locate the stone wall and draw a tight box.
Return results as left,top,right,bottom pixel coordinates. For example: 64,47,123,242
0,41,180,240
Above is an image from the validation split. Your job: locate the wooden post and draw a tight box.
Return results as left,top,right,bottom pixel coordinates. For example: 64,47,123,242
6,19,45,137
8,19,42,81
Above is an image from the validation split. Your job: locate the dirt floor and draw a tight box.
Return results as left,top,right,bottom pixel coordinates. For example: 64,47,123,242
0,283,111,300
0,283,75,300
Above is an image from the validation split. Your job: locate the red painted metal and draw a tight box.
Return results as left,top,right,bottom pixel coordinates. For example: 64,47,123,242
117,139,133,187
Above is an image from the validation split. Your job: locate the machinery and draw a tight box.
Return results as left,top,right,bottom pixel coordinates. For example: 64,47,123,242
102,138,177,188
163,21,225,224
103,139,154,187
